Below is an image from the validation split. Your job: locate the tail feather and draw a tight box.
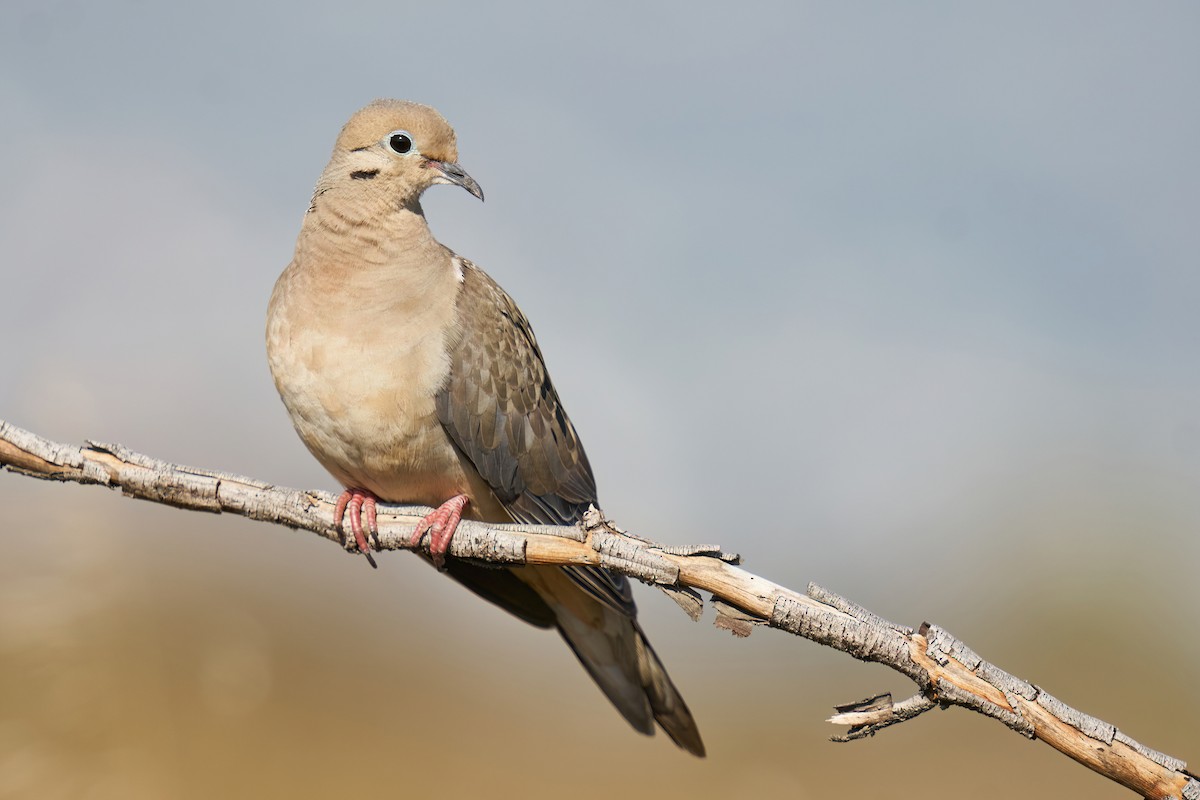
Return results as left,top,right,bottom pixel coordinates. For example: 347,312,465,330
631,622,705,756
522,566,705,757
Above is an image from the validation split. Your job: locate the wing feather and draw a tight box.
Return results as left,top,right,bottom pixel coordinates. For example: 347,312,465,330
436,261,633,615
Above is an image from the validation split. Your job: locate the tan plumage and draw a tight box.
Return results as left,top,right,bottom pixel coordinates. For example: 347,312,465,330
266,99,703,756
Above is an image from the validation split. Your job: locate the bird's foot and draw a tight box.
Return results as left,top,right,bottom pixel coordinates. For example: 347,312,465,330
334,488,379,569
411,495,469,571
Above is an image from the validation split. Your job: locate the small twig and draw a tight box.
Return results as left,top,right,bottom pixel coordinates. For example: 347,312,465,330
1,418,1195,800
828,692,937,740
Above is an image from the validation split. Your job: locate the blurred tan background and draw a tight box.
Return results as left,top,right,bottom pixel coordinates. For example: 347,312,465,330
2,2,1197,798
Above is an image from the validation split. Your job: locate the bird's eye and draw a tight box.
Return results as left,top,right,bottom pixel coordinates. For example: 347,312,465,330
387,131,414,154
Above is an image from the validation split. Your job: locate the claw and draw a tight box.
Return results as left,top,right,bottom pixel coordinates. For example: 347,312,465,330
411,495,469,570
334,488,379,568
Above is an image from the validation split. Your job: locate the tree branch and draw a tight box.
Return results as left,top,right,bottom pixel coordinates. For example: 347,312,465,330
1,418,1195,800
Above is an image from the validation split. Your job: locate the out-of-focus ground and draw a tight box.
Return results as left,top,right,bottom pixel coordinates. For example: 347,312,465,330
2,3,1198,798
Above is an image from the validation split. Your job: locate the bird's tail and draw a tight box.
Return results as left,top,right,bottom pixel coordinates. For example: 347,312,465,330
521,566,705,757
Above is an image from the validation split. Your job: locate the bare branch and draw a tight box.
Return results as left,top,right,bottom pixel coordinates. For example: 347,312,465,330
1,418,1195,799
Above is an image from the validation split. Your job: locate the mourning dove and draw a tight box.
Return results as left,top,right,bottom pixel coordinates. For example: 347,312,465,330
266,99,704,756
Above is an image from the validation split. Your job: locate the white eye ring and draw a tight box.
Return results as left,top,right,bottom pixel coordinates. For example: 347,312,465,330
386,130,415,155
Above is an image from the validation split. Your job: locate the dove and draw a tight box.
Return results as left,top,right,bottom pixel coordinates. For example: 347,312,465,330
266,99,703,755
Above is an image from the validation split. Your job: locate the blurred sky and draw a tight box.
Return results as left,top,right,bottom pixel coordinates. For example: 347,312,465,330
1,2,1198,798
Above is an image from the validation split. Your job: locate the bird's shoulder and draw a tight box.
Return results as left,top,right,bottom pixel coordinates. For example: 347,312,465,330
453,259,541,350
444,258,552,416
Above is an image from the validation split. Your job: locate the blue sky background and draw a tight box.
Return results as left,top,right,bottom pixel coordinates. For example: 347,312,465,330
1,3,1197,797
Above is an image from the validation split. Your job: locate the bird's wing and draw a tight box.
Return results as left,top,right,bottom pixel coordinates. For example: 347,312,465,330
434,258,704,757
435,259,634,617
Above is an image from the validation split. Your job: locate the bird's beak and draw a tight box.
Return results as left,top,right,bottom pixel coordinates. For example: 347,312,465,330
431,160,484,201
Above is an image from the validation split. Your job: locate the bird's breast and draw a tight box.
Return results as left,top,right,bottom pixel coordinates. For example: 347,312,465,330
266,256,472,506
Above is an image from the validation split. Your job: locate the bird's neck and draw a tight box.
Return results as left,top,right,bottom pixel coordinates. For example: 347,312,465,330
295,194,457,301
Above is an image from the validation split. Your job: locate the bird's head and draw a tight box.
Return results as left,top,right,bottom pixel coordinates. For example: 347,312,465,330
315,99,483,209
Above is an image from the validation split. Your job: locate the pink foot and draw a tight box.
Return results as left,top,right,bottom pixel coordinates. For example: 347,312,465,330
334,488,379,569
411,495,469,570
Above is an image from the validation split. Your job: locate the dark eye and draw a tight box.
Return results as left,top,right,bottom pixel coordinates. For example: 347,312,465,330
387,131,413,154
